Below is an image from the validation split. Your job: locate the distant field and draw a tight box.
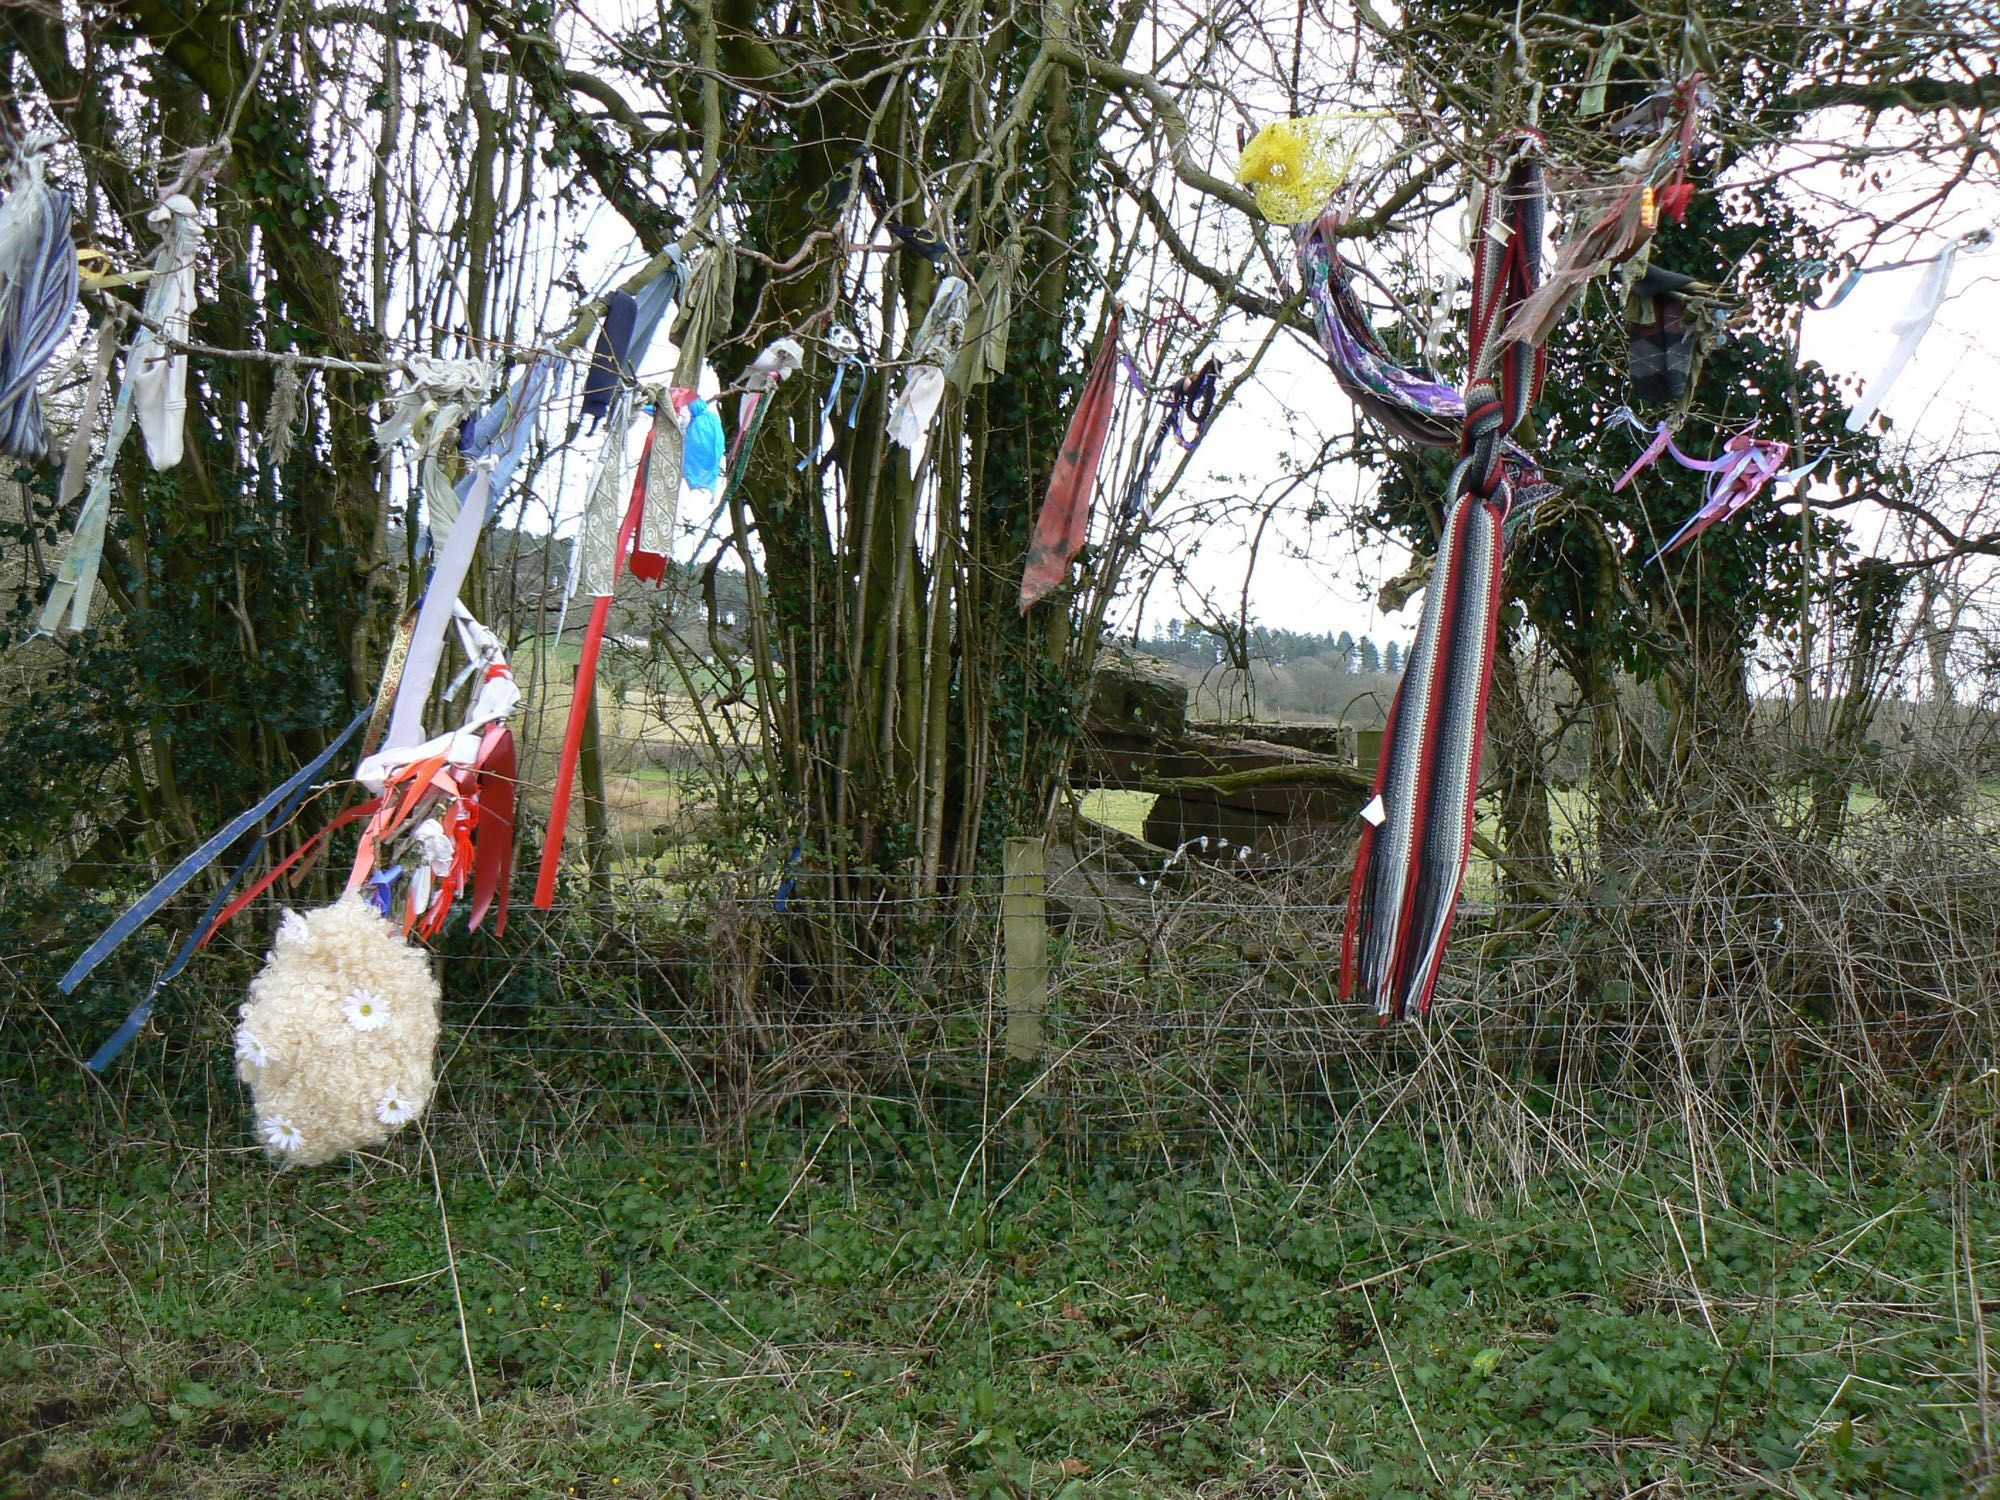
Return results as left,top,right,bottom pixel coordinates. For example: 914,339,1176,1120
1078,789,1155,839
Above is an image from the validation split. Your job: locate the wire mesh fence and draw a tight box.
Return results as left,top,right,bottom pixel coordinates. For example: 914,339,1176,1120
15,808,2000,1199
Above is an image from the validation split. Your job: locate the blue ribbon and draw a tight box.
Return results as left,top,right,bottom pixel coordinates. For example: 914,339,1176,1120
367,864,404,918
798,350,868,470
62,706,371,1000
684,399,724,489
84,756,324,1070
796,338,868,472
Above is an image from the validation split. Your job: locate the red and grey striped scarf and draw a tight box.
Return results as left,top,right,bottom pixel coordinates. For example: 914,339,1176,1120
1341,150,1545,1022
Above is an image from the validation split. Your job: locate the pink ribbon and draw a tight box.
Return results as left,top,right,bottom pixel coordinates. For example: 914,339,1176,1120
1613,416,1824,563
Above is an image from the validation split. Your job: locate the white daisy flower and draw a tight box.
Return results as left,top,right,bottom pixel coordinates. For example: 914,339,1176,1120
260,1115,305,1155
343,987,390,1032
375,1085,419,1127
234,1026,269,1069
276,908,309,945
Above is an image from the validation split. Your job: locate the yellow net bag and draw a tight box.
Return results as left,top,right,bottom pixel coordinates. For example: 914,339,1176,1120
1236,115,1386,225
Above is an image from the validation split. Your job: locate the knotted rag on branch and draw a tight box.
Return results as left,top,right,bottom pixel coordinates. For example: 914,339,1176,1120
1341,151,1546,1023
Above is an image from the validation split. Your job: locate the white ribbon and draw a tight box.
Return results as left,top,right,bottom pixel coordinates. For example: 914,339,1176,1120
356,602,517,792
1845,244,1957,434
377,463,498,755
130,194,201,470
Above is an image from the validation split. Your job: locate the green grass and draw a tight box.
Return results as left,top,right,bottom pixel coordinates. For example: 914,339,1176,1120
3,1113,1993,1498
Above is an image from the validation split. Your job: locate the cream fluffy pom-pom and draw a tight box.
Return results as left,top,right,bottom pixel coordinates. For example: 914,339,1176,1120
233,895,442,1166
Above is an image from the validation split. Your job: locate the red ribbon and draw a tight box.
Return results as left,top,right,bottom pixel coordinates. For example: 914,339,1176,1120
195,799,383,952
466,723,516,935
534,428,655,907
1019,306,1125,610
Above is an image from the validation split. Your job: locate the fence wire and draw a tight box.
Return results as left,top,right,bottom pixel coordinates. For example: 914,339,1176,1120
14,815,2000,1190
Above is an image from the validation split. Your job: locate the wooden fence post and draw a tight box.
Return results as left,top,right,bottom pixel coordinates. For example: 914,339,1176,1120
1003,837,1047,1062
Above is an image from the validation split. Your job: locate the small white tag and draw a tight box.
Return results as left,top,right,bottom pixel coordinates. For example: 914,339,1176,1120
1359,794,1387,827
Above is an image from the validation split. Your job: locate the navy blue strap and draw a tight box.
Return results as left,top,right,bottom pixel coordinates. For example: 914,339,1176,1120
61,706,371,998
579,291,639,428
81,716,365,1073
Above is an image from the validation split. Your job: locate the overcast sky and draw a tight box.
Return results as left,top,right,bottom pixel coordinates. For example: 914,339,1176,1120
507,24,1998,650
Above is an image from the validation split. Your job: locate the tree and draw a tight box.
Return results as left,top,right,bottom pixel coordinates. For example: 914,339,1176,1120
1357,636,1380,674
3,0,1989,948
2,4,391,914
1325,0,1996,855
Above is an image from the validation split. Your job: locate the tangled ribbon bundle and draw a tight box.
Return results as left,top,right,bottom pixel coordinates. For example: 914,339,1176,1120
1295,211,1552,524
0,141,77,460
1118,355,1221,522
1612,411,1827,563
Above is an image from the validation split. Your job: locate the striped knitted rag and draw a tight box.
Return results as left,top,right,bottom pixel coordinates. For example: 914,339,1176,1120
1342,151,1545,1022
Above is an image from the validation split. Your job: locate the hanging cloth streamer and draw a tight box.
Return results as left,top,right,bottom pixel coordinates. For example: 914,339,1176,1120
35,355,136,635
1019,306,1125,610
1342,149,1547,1024
578,291,638,431
627,250,685,360
950,238,1023,392
632,397,685,582
886,277,968,476
801,325,867,470
379,462,499,755
567,393,636,609
1844,243,1957,433
1236,114,1387,225
53,317,115,522
130,193,202,469
1118,356,1220,523
671,244,734,389
1610,410,1827,563
732,337,803,466
0,142,79,461
534,422,657,909
36,190,214,634
375,356,556,756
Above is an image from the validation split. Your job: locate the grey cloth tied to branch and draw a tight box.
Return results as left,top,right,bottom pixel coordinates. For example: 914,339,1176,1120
887,275,969,476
